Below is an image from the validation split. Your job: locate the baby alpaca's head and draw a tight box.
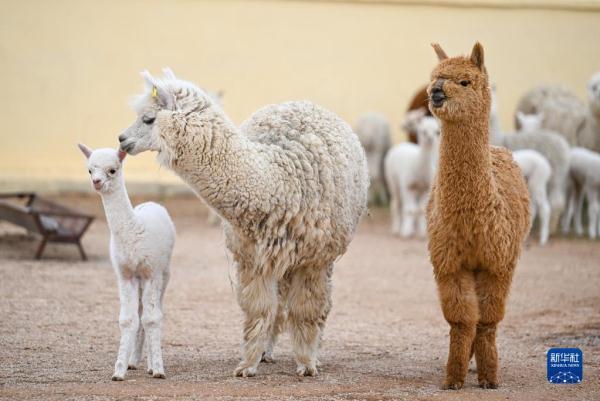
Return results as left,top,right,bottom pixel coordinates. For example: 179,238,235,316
416,116,440,147
78,144,126,194
516,111,544,133
427,42,490,123
588,72,600,112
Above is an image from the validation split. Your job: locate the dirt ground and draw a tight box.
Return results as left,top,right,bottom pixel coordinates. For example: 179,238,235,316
0,194,599,401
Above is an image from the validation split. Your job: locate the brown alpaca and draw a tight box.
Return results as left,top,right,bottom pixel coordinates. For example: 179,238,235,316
425,43,530,390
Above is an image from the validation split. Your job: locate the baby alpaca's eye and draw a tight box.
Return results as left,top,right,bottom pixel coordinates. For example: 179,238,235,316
109,169,116,175
88,169,91,174
142,116,156,125
460,80,470,87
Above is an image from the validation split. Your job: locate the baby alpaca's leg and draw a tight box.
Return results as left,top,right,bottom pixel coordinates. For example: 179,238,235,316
234,265,278,377
587,189,599,239
141,273,166,378
146,269,170,375
417,192,429,238
400,189,418,238
288,265,332,377
128,287,144,370
112,278,140,381
574,185,585,236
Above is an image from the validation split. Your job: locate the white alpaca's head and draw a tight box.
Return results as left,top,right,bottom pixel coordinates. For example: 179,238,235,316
78,144,126,194
119,68,212,157
416,116,440,147
587,72,600,112
516,111,544,133
402,108,426,134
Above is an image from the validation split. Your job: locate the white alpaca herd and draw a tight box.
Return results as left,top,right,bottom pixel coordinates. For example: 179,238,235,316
78,67,600,381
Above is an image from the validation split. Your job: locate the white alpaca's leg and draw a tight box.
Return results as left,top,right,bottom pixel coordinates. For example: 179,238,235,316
561,183,575,234
587,189,599,239
532,183,551,245
128,286,144,370
574,185,585,236
112,278,140,381
400,188,418,238
262,281,287,364
234,265,278,377
288,265,332,377
388,179,401,234
141,273,166,379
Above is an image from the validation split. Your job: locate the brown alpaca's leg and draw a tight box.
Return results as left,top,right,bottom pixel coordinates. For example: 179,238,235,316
473,269,513,389
437,270,478,390
287,265,332,376
234,265,278,377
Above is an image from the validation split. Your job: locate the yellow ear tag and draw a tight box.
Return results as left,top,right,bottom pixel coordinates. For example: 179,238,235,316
151,86,158,98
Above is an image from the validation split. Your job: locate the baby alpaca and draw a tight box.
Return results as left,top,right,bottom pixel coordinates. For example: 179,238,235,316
562,147,600,239
426,43,530,390
516,111,544,134
512,150,552,245
385,116,439,238
78,144,175,381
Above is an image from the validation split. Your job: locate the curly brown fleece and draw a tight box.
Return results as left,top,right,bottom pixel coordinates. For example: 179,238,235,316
425,43,531,390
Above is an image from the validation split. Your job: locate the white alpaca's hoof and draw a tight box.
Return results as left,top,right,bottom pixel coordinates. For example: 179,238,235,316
296,364,318,377
152,371,166,379
127,364,137,370
261,352,275,364
111,374,124,381
234,364,257,377
147,368,153,375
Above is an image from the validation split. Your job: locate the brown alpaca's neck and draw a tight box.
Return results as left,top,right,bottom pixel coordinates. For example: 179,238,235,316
437,118,494,206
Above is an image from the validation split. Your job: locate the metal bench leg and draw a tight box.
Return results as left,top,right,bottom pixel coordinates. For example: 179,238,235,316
77,241,88,261
35,237,48,260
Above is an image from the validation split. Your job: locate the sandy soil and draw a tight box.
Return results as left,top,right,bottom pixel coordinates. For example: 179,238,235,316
0,195,599,401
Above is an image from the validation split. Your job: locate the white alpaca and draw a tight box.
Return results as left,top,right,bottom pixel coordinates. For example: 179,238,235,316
516,111,544,134
385,116,439,238
512,149,552,245
354,112,391,205
515,72,600,152
562,147,600,239
118,69,368,378
490,88,569,234
78,144,175,381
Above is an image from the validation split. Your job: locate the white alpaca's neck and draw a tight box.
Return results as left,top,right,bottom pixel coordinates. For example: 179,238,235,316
100,178,137,239
416,141,438,181
159,104,275,226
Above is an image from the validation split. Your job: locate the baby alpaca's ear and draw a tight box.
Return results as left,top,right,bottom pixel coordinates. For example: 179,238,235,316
470,42,485,71
118,149,127,162
516,111,525,123
78,143,92,159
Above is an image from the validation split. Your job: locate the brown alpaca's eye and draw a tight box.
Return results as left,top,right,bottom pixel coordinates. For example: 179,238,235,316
460,80,470,87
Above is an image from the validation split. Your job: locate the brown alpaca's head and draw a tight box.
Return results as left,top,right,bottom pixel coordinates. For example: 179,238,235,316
427,42,490,123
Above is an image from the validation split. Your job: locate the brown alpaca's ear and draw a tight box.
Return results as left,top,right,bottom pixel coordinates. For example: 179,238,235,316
470,42,485,71
431,43,448,62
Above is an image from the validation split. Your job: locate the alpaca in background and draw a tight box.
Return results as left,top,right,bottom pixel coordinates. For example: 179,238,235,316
118,69,368,377
385,116,439,238
562,147,600,239
78,144,175,381
355,112,392,205
512,149,552,245
515,72,600,152
491,88,569,234
426,43,530,390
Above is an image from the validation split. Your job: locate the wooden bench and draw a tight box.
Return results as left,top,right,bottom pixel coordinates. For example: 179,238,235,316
0,193,94,260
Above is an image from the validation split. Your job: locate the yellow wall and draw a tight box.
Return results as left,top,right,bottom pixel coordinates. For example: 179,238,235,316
1,0,599,191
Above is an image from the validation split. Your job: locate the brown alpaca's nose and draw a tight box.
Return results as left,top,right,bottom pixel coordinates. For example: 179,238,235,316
431,88,446,108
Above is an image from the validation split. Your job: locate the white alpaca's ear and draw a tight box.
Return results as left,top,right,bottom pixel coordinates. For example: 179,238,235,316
78,143,92,159
516,111,525,123
118,149,127,162
141,70,175,110
162,67,176,80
